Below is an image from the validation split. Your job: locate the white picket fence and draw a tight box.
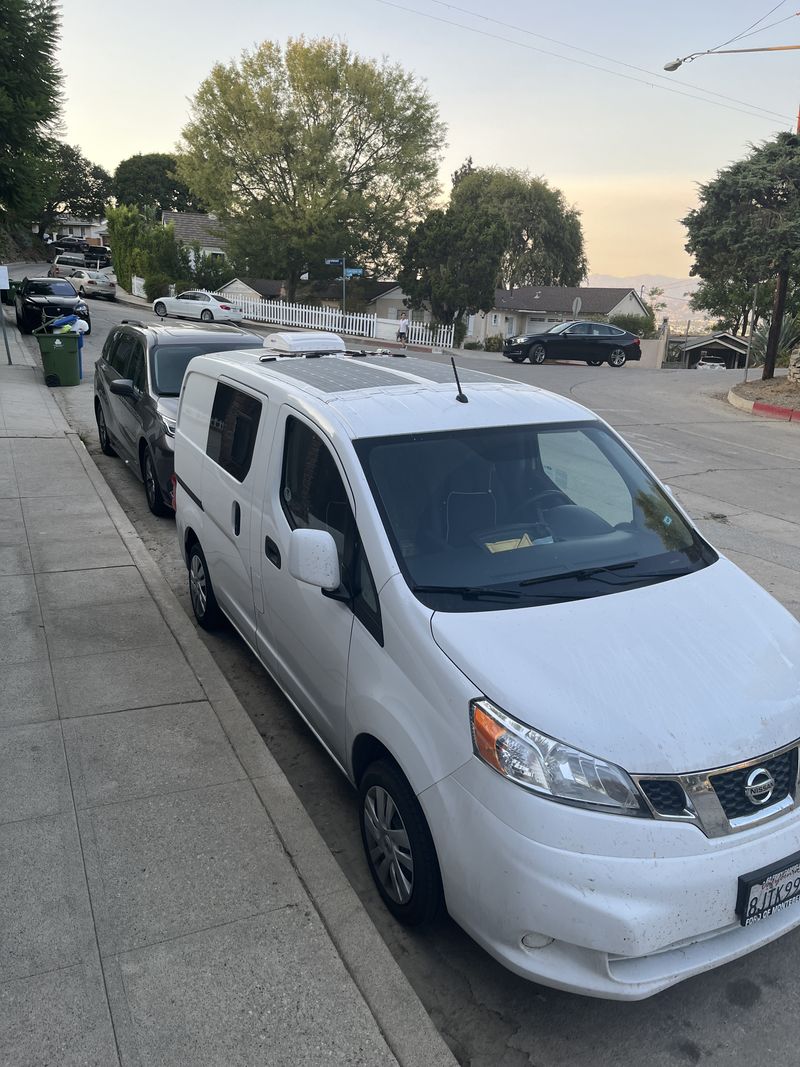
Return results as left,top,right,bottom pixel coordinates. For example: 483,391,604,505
213,293,454,349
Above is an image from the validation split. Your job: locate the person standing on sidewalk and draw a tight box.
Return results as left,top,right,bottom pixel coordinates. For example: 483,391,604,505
396,312,409,344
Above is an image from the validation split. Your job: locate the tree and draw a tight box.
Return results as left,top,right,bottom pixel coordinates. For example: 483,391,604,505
0,0,62,225
448,166,587,289
177,37,445,299
683,133,800,379
398,204,508,343
32,140,111,237
106,204,181,290
113,153,202,216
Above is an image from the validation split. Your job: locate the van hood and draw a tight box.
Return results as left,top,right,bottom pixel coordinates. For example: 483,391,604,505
430,558,800,774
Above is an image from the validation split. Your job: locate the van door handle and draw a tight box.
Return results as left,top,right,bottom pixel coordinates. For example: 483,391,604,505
264,536,281,568
232,501,241,537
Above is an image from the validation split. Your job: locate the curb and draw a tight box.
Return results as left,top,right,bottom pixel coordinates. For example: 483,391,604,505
63,432,456,1067
727,387,800,423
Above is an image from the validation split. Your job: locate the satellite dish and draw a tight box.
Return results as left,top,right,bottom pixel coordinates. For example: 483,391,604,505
572,297,582,317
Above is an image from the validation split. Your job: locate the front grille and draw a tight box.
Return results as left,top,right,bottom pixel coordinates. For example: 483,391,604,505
639,778,688,816
710,749,797,820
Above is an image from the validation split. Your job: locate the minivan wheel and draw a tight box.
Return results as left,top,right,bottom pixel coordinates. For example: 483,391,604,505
95,402,116,457
154,301,167,317
529,343,546,365
609,348,627,368
188,542,222,629
142,449,169,517
359,759,443,926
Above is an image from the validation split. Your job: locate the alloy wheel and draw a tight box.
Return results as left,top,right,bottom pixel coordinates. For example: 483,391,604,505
200,309,213,322
189,554,207,618
363,785,414,905
530,344,546,365
154,301,166,317
609,348,627,367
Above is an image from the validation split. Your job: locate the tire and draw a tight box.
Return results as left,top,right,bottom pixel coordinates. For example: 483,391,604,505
609,348,627,368
587,359,603,367
200,309,213,323
84,319,91,336
17,313,31,335
95,401,116,457
509,355,525,363
359,759,443,926
188,541,222,630
529,343,546,365
142,448,169,517
154,301,167,318
79,287,86,298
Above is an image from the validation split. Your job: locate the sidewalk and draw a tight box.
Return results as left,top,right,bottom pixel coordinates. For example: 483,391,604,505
0,321,456,1065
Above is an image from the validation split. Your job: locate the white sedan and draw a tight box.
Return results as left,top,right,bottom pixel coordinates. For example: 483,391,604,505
152,290,243,323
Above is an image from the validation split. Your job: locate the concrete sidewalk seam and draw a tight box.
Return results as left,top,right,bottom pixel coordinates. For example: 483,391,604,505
62,430,456,1067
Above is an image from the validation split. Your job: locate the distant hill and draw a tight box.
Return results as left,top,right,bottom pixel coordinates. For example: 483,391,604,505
586,273,710,330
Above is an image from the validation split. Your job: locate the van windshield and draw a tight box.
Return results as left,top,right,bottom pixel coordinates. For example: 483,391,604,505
150,340,263,395
355,422,716,611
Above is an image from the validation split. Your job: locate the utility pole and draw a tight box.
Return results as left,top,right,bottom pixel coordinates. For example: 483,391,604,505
743,284,759,383
341,253,346,320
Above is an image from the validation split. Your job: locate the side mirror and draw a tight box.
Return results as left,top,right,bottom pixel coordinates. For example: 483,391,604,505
288,528,341,591
109,378,136,398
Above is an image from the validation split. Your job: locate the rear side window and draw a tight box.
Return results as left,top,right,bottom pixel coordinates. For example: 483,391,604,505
206,383,262,482
109,334,136,376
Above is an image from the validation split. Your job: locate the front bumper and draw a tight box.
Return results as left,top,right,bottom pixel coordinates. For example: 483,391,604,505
421,758,800,999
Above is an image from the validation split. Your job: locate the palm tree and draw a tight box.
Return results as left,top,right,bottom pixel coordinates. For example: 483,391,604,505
750,314,800,367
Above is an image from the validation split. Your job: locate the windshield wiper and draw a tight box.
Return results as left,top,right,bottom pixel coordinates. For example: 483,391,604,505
520,561,692,588
410,583,584,603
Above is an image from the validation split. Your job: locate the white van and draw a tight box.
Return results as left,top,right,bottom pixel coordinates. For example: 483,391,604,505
174,351,800,1000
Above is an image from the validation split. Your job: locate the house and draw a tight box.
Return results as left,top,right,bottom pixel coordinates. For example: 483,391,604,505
35,215,107,244
217,277,286,302
466,286,651,344
667,332,749,369
161,211,226,262
366,284,432,324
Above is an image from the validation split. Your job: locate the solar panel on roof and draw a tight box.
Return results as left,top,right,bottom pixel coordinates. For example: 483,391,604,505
262,358,402,393
362,356,501,384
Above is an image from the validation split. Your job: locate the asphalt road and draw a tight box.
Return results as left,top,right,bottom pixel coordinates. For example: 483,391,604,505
12,264,800,1066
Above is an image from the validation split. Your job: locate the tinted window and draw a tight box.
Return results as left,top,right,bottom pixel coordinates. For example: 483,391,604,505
281,417,382,640
109,334,136,376
206,383,262,482
129,341,146,392
149,339,264,396
25,280,76,296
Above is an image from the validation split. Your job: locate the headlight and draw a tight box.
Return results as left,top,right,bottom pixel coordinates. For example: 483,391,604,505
470,698,645,815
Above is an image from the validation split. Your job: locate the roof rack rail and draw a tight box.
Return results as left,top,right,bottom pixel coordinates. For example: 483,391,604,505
120,319,145,326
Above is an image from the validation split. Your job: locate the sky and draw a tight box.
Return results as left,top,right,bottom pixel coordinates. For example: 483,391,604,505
57,0,800,278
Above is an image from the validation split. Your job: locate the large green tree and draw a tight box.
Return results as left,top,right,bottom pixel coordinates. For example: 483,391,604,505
398,204,508,342
177,37,445,299
0,0,62,224
450,164,587,289
32,140,111,237
113,153,201,216
684,133,800,379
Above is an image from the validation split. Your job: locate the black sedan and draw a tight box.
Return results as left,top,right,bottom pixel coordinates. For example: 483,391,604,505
14,278,92,335
502,320,640,367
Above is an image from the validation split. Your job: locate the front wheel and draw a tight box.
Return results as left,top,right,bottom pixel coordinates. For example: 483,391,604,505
529,343,546,365
608,348,627,368
359,759,443,926
509,355,525,363
200,309,214,323
188,542,222,630
142,448,169,517
95,402,116,456
587,359,603,367
154,301,167,318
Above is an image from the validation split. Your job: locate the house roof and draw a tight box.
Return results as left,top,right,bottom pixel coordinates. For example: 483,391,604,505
161,211,227,249
494,286,646,316
680,332,748,353
221,277,284,298
365,283,404,303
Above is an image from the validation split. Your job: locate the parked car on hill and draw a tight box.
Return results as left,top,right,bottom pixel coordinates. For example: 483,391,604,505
14,278,91,334
173,350,800,1000
70,269,116,300
48,253,86,277
502,320,641,367
153,290,243,323
94,321,264,515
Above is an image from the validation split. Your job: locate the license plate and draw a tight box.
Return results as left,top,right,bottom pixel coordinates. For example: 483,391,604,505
737,850,800,926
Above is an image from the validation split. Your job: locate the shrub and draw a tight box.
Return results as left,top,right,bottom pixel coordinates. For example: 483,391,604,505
484,334,504,351
463,340,483,350
609,313,656,339
144,273,172,301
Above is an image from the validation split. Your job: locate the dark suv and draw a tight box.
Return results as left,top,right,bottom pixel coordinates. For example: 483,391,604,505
94,321,265,515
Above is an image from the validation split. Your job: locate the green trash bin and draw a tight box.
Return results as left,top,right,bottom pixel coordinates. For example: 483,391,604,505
35,332,81,387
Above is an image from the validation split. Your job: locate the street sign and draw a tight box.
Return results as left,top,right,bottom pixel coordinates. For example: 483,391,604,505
572,296,582,317
324,258,343,266
344,268,363,278
0,266,9,290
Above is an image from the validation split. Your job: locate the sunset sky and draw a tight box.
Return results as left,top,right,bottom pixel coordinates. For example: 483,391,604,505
57,0,800,277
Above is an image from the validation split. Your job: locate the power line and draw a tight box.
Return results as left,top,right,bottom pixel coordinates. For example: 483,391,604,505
710,0,787,51
728,9,800,46
424,0,794,123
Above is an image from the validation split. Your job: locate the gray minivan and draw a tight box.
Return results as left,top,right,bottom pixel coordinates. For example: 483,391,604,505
94,321,265,515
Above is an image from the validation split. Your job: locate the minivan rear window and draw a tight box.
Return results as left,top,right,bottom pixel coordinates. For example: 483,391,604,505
205,383,262,482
